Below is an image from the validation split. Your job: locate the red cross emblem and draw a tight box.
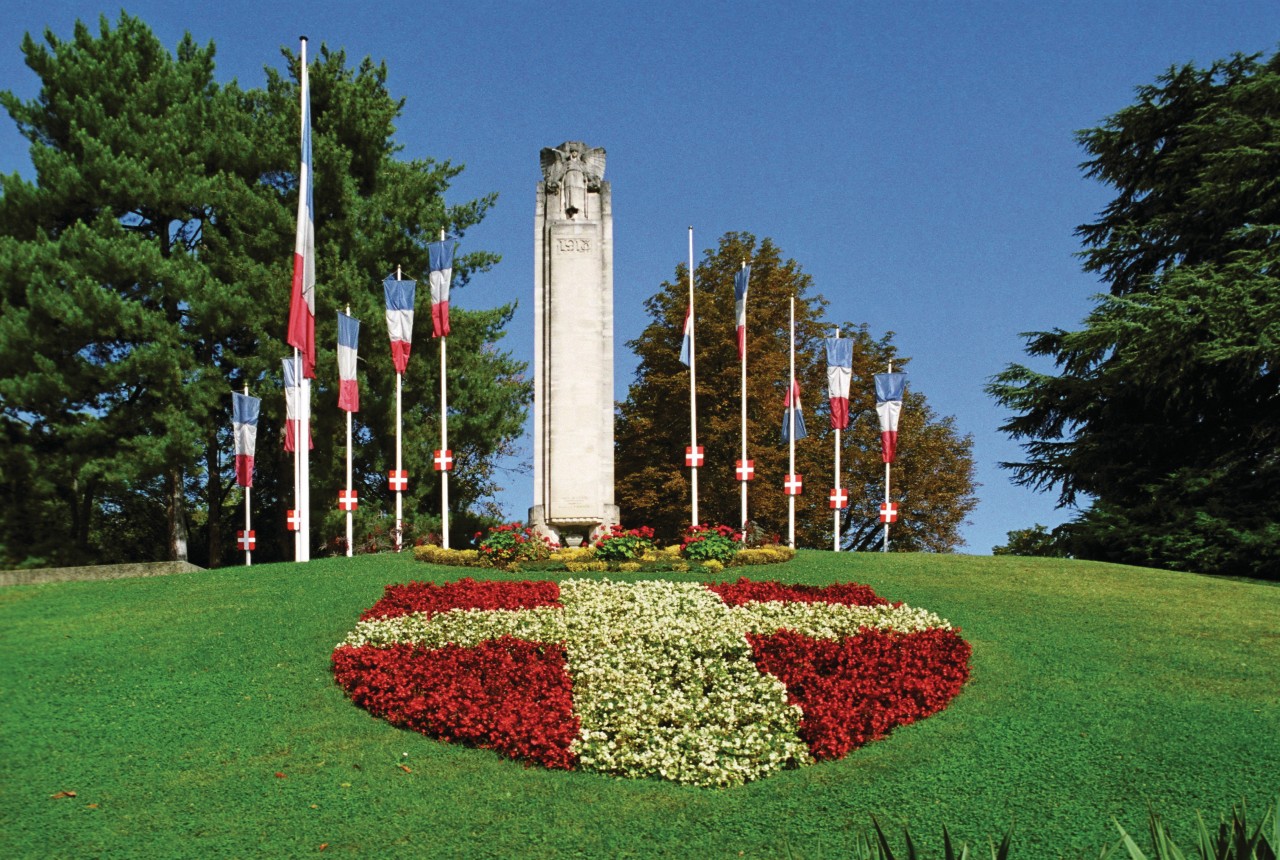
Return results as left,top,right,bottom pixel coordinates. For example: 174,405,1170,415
879,502,899,523
338,489,358,511
829,488,849,509
237,530,256,551
433,450,454,471
685,446,704,468
286,510,301,531
736,459,755,481
388,470,408,492
784,474,803,496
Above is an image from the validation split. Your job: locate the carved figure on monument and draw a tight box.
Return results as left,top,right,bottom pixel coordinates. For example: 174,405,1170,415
540,141,606,220
530,140,619,545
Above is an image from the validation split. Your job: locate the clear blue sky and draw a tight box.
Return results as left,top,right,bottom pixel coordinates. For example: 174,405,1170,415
4,2,1278,553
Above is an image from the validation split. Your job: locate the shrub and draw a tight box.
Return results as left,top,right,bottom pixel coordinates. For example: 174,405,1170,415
593,525,656,561
412,545,482,567
732,546,797,567
681,524,742,563
476,523,557,567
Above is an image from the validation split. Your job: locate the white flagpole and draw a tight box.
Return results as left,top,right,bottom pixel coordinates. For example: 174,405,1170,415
395,266,404,553
439,228,450,550
833,328,840,553
884,359,892,553
688,227,699,528
293,349,302,561
345,305,353,558
740,260,748,534
788,295,796,550
244,383,252,567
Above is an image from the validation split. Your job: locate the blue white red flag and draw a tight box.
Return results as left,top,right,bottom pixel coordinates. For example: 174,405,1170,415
679,304,693,366
232,392,261,488
428,239,456,338
282,356,313,452
782,380,808,443
825,338,854,430
286,40,316,378
734,265,750,360
875,372,907,463
384,274,416,374
337,312,360,412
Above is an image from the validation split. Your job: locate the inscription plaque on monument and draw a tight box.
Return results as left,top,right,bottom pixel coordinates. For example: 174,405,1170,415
529,141,620,543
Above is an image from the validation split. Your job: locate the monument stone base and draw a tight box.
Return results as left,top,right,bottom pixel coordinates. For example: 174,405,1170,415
529,504,620,548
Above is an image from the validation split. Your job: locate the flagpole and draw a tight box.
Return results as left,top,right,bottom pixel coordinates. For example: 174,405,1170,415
395,266,404,553
688,226,698,528
244,383,252,567
788,296,796,550
740,260,748,534
344,306,353,557
833,328,841,553
439,228,450,550
884,359,892,553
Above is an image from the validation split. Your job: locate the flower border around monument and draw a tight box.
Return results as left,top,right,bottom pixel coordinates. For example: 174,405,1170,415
332,577,971,787
416,522,795,573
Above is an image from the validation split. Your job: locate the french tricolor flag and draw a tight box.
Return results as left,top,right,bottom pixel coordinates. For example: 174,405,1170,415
782,380,807,443
825,337,853,430
428,239,456,338
733,265,750,359
384,274,416,375
337,311,360,412
232,392,260,488
282,356,313,452
286,38,316,379
875,372,907,463
678,303,693,366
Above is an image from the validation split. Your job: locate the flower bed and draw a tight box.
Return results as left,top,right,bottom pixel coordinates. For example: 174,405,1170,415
332,578,970,787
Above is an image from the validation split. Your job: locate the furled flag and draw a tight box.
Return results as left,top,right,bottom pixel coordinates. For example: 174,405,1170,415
337,312,360,412
286,40,316,378
825,337,854,430
384,274,416,374
733,265,751,359
428,238,457,338
875,372,907,463
679,304,693,366
782,380,808,443
232,392,261,488
283,356,314,452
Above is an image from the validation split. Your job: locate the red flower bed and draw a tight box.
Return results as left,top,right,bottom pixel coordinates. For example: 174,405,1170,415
747,627,972,760
332,636,579,769
361,577,561,621
707,577,891,608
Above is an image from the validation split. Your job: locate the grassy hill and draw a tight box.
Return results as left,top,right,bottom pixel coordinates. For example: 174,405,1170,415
1,551,1276,858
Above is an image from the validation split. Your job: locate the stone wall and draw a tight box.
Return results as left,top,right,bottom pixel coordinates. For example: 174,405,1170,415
0,561,204,587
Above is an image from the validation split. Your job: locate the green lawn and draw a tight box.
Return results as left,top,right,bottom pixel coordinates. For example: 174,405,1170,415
1,552,1277,858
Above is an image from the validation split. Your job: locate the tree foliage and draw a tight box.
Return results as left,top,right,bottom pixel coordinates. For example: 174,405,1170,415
616,232,977,551
0,14,528,568
988,51,1280,579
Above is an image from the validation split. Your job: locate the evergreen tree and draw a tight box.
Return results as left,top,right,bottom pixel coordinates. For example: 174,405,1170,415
988,51,1280,578
0,14,527,567
616,232,977,550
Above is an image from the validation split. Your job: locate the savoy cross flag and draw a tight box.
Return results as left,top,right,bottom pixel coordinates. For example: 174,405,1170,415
232,392,261,487
875,372,907,463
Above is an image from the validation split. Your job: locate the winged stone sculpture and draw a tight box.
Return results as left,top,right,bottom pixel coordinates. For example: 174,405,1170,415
540,141,606,219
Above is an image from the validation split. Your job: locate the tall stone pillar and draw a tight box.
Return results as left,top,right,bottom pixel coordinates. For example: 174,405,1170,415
529,141,620,546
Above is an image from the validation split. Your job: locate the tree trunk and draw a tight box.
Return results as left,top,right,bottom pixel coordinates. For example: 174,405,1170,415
206,439,224,568
166,468,188,561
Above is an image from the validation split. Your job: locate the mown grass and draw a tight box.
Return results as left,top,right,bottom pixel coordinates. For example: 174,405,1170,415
1,551,1277,858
